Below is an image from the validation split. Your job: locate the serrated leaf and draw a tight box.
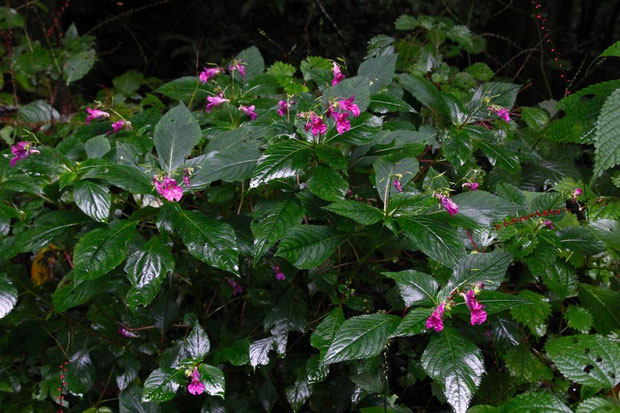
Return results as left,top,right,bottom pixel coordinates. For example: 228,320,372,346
276,225,346,269
192,144,261,186
368,93,415,114
65,350,95,396
197,364,225,398
285,379,312,412
504,345,552,383
235,46,264,81
307,166,348,201
119,385,161,413
324,113,383,145
73,180,111,222
577,283,620,334
85,135,111,159
214,339,250,366
80,162,154,194
251,196,305,261
249,140,312,189
358,54,397,93
73,220,137,281
154,103,201,175
311,307,345,357
52,275,107,312
249,337,276,368
398,73,447,114
142,368,182,402
155,76,212,104
323,200,384,225
502,392,571,413
451,191,520,227
64,49,95,84
322,313,400,365
533,259,577,300
575,397,620,413
546,334,620,388
421,328,484,413
593,88,620,177
557,226,606,255
383,269,438,307
475,139,520,171
510,290,551,337
392,307,432,337
185,324,210,361
0,274,17,319
565,305,593,333
374,155,418,202
589,219,620,251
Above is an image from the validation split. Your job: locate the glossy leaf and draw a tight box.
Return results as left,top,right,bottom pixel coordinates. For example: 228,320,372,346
383,269,438,307
307,166,348,202
73,180,111,222
250,140,312,189
142,368,182,402
185,324,210,361
0,274,17,319
251,196,305,261
276,225,346,269
153,103,201,175
323,200,384,225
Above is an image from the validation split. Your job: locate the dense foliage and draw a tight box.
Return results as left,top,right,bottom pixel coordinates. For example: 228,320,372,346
1,5,619,413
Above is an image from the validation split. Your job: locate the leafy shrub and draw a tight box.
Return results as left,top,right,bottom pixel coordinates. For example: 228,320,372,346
1,7,619,413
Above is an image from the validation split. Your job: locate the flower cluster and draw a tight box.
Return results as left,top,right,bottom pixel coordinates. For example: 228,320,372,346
277,100,294,117
227,277,243,296
228,60,246,77
327,96,360,135
272,265,286,280
9,142,40,167
239,104,257,120
488,105,511,122
393,179,403,193
426,283,487,333
303,113,327,137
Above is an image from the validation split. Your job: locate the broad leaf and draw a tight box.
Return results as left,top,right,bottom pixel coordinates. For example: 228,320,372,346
502,392,571,413
373,155,419,202
81,162,153,194
197,364,225,398
192,143,261,186
73,180,111,222
185,324,210,361
557,226,606,255
593,88,620,177
323,200,384,225
12,210,90,255
392,307,433,337
0,274,17,319
249,140,312,189
285,379,312,412
153,103,201,175
510,290,551,337
578,284,620,334
310,307,345,357
142,368,182,402
358,54,397,93
383,269,438,307
504,345,552,383
65,350,95,396
235,46,264,81
249,337,276,368
119,385,161,413
450,191,520,227
251,196,305,261
276,225,346,269
307,166,348,201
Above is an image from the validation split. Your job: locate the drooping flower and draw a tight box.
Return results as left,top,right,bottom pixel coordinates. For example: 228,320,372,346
187,368,205,395
153,176,183,202
277,100,290,117
85,108,110,124
183,169,191,188
305,113,327,137
393,179,403,193
332,62,345,86
338,96,360,117
426,302,446,332
437,195,458,217
489,106,511,122
227,277,243,296
239,104,257,121
573,188,582,198
334,112,350,135
199,67,223,83
228,60,246,77
205,92,229,112
462,182,479,191
272,265,286,281
10,141,40,167
462,289,487,326
543,219,555,230
111,120,130,133
118,327,139,338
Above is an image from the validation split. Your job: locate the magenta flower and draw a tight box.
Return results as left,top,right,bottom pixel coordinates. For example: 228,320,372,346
305,114,327,137
118,327,139,338
335,112,350,135
462,290,487,326
489,106,510,122
183,169,191,188
85,108,110,125
393,179,403,193
332,62,345,86
227,277,243,296
277,100,290,117
543,220,555,230
573,188,582,198
153,176,183,202
10,141,40,167
437,195,458,217
111,120,129,134
462,182,479,191
206,93,229,112
338,96,360,117
239,105,257,121
228,60,246,77
426,302,446,332
199,67,223,83
272,265,286,281
187,368,204,395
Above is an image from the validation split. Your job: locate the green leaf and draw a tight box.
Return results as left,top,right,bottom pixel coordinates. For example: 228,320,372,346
510,290,551,337
398,216,466,269
249,337,276,368
368,93,415,114
311,307,345,357
276,225,346,269
65,350,95,396
73,180,111,222
249,140,312,189
557,226,606,255
175,209,239,275
521,107,550,131
324,113,383,145
185,324,210,361
439,251,512,301
593,88,620,177
398,73,447,114
0,274,17,319
564,305,593,333
285,379,311,412
153,103,201,175
476,82,520,109
599,41,620,58
73,220,137,280
323,200,384,225
307,166,348,202
451,191,520,227
85,135,111,159
125,236,174,310
578,283,620,334
589,219,620,251
63,49,96,84
113,70,144,96
504,345,552,383
475,139,520,172
383,270,438,307
192,143,261,186
142,368,182,402
546,334,620,388
392,307,432,337
52,275,107,312
421,328,484,413
358,54,397,93
326,75,371,112
197,364,225,398
235,46,264,81
17,100,60,123
119,385,161,413
214,339,250,366
531,259,577,300
251,196,305,261
575,397,620,413
10,211,88,255
373,156,419,202
501,392,571,413
81,162,154,194
156,76,212,104
322,313,400,365
300,56,332,86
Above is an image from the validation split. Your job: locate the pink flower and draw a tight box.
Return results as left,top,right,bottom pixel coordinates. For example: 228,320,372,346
277,100,290,117
543,220,555,230
85,108,110,124
335,112,350,135
118,327,139,338
573,188,582,198
305,114,327,137
462,290,487,326
462,182,479,191
272,265,286,281
187,368,204,395
10,141,40,167
489,106,510,122
206,93,229,112
111,120,129,133
239,105,257,121
437,195,458,217
338,96,360,117
393,179,403,193
183,169,191,188
227,277,243,296
199,67,223,83
153,176,183,202
228,60,246,77
426,302,446,332
332,62,345,86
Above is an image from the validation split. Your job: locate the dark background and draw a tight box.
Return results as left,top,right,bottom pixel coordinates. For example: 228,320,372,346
17,0,620,102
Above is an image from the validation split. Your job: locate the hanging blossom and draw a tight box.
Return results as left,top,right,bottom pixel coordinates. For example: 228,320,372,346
272,265,286,281
328,96,360,135
332,62,345,86
239,105,257,121
111,120,131,134
462,182,479,191
303,113,327,137
489,105,511,122
228,60,246,77
573,188,582,198
199,66,223,83
338,96,360,117
187,368,204,395
85,108,110,124
227,277,243,296
118,326,139,338
543,219,555,230
334,112,350,135
183,169,192,188
10,141,40,167
277,100,294,117
462,287,487,326
426,302,446,332
393,179,403,193
153,176,183,202
436,194,458,217
206,92,229,112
